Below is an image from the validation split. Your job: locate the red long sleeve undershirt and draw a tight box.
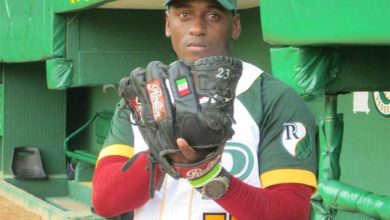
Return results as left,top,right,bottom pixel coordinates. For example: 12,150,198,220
92,152,314,219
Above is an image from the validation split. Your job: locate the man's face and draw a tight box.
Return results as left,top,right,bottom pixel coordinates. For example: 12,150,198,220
165,0,241,62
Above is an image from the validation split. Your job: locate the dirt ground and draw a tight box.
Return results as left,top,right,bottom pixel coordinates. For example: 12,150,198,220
0,194,42,220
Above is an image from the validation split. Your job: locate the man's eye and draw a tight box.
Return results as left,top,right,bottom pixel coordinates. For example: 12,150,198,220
179,13,190,19
207,13,219,21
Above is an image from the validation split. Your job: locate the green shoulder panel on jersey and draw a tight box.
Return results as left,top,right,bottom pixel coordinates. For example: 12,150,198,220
236,76,264,124
238,73,318,188
235,62,265,124
95,99,135,166
103,99,135,147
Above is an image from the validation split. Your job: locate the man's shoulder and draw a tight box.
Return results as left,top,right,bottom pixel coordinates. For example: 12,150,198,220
238,61,306,109
237,60,292,96
236,61,263,96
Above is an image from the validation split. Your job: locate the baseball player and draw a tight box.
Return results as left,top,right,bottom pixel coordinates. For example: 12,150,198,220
92,0,317,219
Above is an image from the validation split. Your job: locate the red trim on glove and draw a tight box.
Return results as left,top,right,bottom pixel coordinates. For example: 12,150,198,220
215,176,314,220
173,153,222,179
92,152,162,218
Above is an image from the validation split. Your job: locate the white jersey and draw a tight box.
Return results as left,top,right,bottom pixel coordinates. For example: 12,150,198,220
132,62,264,220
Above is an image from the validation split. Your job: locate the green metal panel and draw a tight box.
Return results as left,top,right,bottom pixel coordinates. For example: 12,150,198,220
2,62,66,175
260,0,390,46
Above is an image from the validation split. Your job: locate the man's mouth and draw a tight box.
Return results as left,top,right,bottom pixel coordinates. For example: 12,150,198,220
187,41,207,51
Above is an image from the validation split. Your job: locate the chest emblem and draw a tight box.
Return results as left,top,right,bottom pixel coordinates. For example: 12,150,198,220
222,142,255,180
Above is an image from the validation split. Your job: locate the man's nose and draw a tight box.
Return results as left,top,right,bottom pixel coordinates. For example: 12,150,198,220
189,17,207,36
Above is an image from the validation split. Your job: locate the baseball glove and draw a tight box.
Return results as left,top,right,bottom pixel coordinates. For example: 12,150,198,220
119,56,242,197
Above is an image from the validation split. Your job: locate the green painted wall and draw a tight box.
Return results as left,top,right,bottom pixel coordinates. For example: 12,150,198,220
338,93,390,196
234,7,272,73
337,92,390,219
2,62,66,176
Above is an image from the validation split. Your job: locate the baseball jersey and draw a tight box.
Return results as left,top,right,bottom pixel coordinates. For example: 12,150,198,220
99,61,317,220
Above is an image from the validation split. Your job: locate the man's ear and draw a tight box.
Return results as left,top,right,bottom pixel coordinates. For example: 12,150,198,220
165,11,171,37
231,14,241,40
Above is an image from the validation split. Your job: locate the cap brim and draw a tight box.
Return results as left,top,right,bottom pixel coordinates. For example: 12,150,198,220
165,0,236,10
217,0,236,11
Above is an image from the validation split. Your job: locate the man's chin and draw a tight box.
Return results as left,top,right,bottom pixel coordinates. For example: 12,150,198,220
180,52,223,62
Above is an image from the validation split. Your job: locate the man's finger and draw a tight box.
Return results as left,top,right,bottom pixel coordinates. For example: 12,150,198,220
176,138,198,161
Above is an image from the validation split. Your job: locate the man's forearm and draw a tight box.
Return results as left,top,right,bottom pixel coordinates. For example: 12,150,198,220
216,176,314,220
93,154,314,219
92,152,162,218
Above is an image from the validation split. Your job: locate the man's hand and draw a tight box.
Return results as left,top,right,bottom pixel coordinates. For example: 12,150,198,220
119,56,242,181
169,138,215,164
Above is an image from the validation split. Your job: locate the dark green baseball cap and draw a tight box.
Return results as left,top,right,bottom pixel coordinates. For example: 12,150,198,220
164,0,237,11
